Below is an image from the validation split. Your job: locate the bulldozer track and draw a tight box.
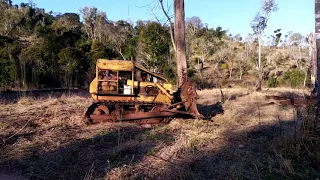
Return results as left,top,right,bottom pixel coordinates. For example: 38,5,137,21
84,100,172,125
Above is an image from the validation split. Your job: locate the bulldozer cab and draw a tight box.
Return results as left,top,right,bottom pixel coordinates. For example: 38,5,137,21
97,70,132,94
90,59,173,103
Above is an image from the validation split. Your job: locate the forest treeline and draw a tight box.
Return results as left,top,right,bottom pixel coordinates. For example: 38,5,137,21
0,0,312,90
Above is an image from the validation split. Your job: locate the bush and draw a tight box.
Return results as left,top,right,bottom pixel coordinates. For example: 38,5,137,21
162,65,177,84
221,63,228,70
281,69,304,88
305,69,312,87
187,69,197,78
266,75,278,88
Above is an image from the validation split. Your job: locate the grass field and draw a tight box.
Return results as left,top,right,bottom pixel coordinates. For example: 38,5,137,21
0,88,318,180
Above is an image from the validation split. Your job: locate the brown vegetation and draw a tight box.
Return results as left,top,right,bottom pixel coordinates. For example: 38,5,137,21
0,88,318,179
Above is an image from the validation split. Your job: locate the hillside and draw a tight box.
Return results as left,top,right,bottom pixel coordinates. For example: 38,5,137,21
0,1,312,91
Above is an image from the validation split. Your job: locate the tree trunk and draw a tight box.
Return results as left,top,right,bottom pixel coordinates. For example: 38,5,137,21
315,0,320,132
174,0,187,86
316,34,320,98
239,66,243,80
298,45,301,68
201,52,205,64
304,70,308,87
308,33,316,89
118,49,126,60
229,67,233,79
19,55,26,89
257,35,262,91
245,43,247,57
228,61,233,79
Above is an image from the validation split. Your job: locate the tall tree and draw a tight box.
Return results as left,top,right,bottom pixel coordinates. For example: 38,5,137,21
137,22,170,73
174,0,187,86
80,7,106,41
52,13,81,34
250,0,278,91
105,20,131,60
290,32,303,67
315,0,320,98
273,28,282,47
307,32,316,90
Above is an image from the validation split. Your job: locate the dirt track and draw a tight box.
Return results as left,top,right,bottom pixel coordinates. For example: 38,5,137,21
0,89,313,179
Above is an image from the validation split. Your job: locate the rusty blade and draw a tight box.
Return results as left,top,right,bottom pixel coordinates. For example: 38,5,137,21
160,109,193,115
179,78,204,118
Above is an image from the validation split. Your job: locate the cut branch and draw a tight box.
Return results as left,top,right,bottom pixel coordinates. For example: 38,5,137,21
2,119,30,145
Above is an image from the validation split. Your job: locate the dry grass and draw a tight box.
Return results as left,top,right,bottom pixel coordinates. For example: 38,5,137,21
0,94,93,161
0,88,318,179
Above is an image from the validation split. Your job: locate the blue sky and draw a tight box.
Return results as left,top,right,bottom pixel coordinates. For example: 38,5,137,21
13,0,314,38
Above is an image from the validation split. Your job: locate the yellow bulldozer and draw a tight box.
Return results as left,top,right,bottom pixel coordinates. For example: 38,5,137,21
83,59,203,125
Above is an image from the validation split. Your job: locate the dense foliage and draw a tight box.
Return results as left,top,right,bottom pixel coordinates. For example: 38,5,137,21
0,0,311,90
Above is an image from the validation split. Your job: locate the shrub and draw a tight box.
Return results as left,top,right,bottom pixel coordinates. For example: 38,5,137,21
266,75,278,88
162,65,177,84
221,63,228,70
305,69,312,87
281,69,304,88
220,77,229,88
187,69,197,78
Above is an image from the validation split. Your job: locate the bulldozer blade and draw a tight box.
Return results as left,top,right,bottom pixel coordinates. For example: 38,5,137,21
188,100,204,118
179,78,204,118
